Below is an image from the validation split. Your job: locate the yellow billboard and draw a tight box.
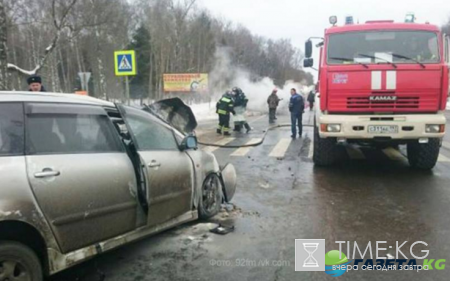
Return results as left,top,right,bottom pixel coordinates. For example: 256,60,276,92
163,73,209,93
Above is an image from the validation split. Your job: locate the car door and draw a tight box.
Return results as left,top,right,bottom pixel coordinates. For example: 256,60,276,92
25,103,142,253
117,105,194,227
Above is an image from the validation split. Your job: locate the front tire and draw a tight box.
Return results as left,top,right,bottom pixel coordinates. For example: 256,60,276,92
313,120,338,166
198,174,223,220
407,139,440,170
0,241,43,281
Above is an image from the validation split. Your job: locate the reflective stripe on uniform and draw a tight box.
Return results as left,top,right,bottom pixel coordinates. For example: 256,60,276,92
217,109,228,115
223,127,230,132
221,97,232,103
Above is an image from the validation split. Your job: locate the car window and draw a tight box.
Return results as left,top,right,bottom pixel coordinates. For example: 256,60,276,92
0,103,24,157
124,107,179,151
26,114,123,155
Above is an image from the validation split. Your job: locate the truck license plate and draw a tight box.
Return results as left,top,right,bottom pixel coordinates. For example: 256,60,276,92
368,125,398,134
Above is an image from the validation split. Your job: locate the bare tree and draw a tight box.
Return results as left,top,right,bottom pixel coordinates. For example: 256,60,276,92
7,0,78,76
0,0,8,89
443,18,450,35
3,0,312,96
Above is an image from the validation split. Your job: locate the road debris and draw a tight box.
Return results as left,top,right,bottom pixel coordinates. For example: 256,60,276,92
210,224,235,235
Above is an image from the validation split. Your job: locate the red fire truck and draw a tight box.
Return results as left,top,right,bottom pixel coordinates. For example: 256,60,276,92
304,16,449,170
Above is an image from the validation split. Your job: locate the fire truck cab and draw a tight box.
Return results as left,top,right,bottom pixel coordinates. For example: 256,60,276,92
304,16,450,170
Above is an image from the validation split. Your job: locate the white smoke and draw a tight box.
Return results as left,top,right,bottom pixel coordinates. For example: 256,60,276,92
209,47,314,113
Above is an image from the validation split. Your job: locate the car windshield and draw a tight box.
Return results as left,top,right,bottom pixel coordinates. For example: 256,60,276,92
327,31,440,65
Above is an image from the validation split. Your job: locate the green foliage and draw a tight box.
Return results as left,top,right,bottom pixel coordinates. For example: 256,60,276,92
127,25,153,99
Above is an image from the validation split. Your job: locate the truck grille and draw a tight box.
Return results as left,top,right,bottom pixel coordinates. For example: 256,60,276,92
347,96,419,109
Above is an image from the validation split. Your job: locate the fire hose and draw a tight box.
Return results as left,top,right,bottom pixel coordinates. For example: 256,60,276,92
197,123,315,148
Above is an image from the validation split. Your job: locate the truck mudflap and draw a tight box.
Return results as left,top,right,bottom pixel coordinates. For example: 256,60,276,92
220,163,237,202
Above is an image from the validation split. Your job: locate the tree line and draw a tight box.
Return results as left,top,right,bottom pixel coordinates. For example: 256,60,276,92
0,0,314,102
443,19,450,38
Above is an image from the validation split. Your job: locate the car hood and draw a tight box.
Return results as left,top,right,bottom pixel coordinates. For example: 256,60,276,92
144,98,197,135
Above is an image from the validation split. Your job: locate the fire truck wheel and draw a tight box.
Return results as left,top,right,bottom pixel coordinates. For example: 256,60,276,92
407,139,440,170
313,121,337,166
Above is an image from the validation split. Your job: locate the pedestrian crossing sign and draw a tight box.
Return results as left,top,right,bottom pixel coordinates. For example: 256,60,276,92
114,50,136,76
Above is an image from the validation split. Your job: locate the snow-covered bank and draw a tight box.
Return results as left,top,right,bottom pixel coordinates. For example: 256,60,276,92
190,102,217,121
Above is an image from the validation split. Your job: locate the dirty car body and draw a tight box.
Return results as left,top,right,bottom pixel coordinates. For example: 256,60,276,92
0,92,236,278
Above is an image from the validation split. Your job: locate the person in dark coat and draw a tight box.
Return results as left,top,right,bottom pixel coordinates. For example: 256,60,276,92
289,88,305,139
216,91,235,135
267,89,281,123
307,90,316,111
27,75,46,92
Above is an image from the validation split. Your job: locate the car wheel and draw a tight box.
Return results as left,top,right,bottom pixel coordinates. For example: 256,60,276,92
198,173,223,220
0,241,43,281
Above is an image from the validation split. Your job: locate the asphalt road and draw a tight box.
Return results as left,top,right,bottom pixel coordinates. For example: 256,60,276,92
52,110,450,281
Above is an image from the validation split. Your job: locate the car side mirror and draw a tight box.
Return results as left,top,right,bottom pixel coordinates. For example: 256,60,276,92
304,58,314,68
305,40,313,58
180,135,198,150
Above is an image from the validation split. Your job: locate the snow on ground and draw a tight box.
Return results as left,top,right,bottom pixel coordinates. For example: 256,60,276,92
113,99,221,121
117,98,264,122
190,102,217,121
190,102,264,122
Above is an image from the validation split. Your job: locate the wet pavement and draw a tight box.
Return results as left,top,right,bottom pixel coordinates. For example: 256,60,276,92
51,111,450,281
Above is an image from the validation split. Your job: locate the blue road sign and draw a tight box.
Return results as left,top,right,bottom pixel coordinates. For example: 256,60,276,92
114,50,136,76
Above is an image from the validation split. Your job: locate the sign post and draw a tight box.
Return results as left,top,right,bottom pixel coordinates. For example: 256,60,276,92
114,50,137,105
78,72,91,94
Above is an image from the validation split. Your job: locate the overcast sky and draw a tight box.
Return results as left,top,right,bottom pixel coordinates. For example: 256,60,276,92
200,0,450,48
199,0,450,78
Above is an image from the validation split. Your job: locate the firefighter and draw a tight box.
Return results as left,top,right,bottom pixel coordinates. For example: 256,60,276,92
232,87,251,133
216,91,235,135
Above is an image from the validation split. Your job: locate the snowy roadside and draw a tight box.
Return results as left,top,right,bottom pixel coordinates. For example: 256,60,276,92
190,102,263,121
190,102,217,121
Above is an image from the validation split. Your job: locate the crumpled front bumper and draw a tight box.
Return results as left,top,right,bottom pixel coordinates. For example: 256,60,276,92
220,163,237,202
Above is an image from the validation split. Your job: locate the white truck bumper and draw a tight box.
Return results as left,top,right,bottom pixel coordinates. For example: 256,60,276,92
318,112,446,140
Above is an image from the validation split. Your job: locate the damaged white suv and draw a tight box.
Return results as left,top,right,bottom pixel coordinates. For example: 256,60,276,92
0,92,236,281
